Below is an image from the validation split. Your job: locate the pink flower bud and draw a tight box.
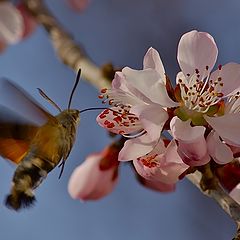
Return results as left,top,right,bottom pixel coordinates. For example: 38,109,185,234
68,146,119,201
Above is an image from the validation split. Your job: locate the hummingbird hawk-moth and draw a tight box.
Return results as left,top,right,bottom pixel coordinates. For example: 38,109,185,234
0,70,83,211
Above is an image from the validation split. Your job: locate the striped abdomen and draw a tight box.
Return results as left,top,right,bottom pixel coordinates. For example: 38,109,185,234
5,153,55,210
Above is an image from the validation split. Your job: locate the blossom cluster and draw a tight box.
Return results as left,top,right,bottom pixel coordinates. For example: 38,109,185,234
68,30,240,203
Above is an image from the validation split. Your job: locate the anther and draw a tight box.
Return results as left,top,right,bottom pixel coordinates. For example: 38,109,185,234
101,88,107,93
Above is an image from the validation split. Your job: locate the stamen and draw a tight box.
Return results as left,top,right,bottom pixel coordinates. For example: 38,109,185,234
122,129,146,139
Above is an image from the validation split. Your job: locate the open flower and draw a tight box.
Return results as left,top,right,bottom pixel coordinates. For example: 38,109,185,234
68,145,119,201
97,30,240,188
97,48,177,156
173,30,240,165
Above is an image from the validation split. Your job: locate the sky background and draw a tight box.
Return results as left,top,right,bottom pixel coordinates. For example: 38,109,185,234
0,0,239,239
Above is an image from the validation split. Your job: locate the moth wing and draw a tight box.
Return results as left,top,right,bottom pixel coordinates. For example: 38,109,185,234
0,79,57,125
0,106,39,164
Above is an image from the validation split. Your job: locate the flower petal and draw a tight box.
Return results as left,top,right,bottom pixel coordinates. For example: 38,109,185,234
118,134,157,161
205,113,240,146
177,30,218,78
210,63,240,97
68,154,118,201
170,117,210,166
143,47,166,84
130,103,168,141
170,116,205,142
207,131,233,164
0,2,24,44
133,140,188,184
139,177,176,193
230,183,240,205
111,71,152,105
176,71,187,85
122,67,178,107
96,107,142,135
17,3,37,39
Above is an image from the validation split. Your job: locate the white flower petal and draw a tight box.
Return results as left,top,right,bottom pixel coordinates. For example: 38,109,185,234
170,116,205,142
112,71,129,91
143,47,166,84
170,117,210,166
176,71,187,85
123,67,178,107
133,140,188,184
205,113,240,146
118,134,157,161
210,63,240,97
177,30,218,78
97,107,142,135
207,131,233,164
0,2,24,44
131,103,168,141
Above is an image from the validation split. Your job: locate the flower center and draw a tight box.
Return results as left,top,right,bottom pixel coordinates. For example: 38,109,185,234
98,88,144,136
137,154,159,168
178,66,224,113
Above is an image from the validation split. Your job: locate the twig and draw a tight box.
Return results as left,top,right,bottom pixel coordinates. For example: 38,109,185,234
23,0,240,237
22,0,111,90
187,171,240,239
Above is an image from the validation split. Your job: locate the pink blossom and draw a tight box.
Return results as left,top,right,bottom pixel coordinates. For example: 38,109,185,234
68,146,119,201
97,48,177,159
131,137,188,184
97,30,240,186
174,30,240,165
0,2,24,45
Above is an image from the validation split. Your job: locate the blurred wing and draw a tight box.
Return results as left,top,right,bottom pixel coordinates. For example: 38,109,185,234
0,106,39,164
0,79,57,125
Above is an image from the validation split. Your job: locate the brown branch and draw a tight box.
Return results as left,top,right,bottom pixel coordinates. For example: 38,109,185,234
22,0,240,237
22,0,111,90
187,172,240,239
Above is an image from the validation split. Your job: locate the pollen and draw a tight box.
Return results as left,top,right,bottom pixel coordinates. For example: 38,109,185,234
138,154,158,168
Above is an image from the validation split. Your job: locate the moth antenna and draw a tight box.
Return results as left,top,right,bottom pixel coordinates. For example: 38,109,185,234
37,88,62,112
68,69,81,110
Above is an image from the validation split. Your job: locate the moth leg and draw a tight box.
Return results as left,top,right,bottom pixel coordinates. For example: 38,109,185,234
58,160,66,179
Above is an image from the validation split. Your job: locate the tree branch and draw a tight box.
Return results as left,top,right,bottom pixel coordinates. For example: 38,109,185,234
22,0,240,238
23,0,111,90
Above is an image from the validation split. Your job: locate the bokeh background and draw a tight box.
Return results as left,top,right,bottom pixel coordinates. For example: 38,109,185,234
0,0,239,239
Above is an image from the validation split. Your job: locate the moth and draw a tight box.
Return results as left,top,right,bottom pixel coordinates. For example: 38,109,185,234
0,70,83,211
